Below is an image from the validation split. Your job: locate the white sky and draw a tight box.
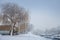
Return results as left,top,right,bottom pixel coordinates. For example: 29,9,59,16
0,0,60,31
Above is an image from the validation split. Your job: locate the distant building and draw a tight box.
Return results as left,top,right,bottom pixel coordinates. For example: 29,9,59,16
0,14,29,35
0,23,29,35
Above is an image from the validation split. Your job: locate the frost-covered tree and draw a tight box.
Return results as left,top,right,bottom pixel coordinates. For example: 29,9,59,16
1,3,29,36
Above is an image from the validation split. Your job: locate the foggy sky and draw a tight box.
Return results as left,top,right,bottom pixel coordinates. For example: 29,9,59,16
0,0,60,31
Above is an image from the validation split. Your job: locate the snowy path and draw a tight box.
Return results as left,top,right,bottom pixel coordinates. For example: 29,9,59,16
0,33,52,40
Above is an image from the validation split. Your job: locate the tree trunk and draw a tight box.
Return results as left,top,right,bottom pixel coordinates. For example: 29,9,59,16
10,24,14,36
10,23,16,36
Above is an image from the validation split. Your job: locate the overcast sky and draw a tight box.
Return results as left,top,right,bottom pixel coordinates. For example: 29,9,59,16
0,0,60,30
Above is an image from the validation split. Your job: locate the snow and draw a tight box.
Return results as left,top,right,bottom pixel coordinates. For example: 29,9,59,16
0,32,51,40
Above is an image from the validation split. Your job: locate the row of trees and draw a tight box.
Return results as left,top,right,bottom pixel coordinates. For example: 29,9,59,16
32,26,60,37
44,26,60,35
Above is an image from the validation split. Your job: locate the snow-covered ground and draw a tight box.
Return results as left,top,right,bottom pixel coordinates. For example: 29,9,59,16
0,32,52,40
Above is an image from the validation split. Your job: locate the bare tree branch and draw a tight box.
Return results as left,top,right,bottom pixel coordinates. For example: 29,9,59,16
1,3,29,35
